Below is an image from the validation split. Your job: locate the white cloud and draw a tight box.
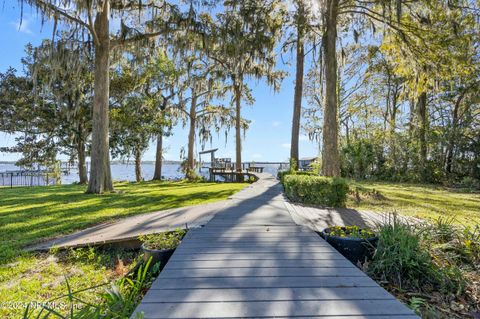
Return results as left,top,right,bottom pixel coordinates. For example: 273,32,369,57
281,143,291,149
252,153,263,159
272,121,281,127
11,18,33,34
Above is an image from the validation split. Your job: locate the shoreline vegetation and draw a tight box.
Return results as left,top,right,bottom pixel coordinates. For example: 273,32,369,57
0,160,290,165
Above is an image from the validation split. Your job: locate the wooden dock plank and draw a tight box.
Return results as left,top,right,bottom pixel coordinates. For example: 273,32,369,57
160,267,366,278
134,300,415,318
164,259,356,269
167,252,347,261
140,287,394,303
150,276,379,289
186,232,318,238
174,246,340,254
131,174,418,319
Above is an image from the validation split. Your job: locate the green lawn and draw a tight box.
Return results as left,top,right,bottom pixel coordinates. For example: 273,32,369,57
0,181,245,264
1,248,139,318
347,181,480,226
0,181,245,318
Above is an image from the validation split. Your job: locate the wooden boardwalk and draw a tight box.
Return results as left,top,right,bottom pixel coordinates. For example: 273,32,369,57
132,174,418,318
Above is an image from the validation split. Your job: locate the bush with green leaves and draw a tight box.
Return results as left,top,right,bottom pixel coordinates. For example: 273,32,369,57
139,228,186,250
283,174,349,207
326,226,376,239
367,215,480,317
277,170,317,183
368,215,467,293
368,216,437,290
459,176,480,190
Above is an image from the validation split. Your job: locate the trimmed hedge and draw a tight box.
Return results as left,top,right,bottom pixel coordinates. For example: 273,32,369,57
283,174,349,207
277,170,316,183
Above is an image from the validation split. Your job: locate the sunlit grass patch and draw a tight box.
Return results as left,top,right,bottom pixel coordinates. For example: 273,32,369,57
0,248,137,318
0,181,245,318
0,180,244,265
347,181,480,225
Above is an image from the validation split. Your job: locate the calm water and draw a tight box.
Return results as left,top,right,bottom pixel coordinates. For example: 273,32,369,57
0,162,286,184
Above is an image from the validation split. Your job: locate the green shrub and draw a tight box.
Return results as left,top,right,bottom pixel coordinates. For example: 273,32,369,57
283,175,349,207
368,216,436,290
277,170,289,182
459,176,480,190
423,218,479,268
368,215,466,294
277,170,318,183
139,228,186,250
325,225,375,239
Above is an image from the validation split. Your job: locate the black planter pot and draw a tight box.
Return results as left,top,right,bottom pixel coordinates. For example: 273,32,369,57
322,227,378,265
141,245,175,270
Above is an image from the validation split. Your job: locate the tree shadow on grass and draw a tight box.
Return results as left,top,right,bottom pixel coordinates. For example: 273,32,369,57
0,182,243,265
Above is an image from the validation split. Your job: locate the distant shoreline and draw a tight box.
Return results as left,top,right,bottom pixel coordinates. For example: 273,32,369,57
0,160,288,165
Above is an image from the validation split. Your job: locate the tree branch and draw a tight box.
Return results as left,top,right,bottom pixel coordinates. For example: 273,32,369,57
34,0,94,35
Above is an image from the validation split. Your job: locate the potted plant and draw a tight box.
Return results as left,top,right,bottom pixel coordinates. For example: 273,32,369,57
139,228,186,270
322,226,378,265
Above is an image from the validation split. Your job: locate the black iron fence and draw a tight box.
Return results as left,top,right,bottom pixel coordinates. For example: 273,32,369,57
0,170,59,187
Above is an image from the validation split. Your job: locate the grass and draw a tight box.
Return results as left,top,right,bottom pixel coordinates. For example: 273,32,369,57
1,248,138,318
0,180,245,264
347,180,480,226
0,180,245,318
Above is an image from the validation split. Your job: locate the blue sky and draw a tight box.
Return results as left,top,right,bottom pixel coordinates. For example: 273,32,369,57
0,3,319,162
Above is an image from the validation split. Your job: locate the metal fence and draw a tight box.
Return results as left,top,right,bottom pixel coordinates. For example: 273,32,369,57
0,170,58,187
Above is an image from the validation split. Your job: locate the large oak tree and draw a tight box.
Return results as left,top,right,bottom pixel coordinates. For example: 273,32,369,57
21,0,196,193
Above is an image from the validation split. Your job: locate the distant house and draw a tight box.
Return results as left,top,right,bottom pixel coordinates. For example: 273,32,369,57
298,157,318,170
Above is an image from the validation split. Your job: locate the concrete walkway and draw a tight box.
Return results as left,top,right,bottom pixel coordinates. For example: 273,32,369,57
29,200,232,251
131,174,418,318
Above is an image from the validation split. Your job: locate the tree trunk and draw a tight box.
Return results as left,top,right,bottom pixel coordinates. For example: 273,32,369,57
290,14,305,170
445,88,469,175
134,149,142,182
389,85,399,171
234,83,242,174
77,137,88,184
408,98,415,137
321,0,340,177
186,96,197,180
416,92,428,179
152,133,163,180
86,3,113,194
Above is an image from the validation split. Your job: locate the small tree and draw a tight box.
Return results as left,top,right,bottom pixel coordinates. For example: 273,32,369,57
0,41,93,183
32,40,93,184
110,48,178,182
171,52,233,180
